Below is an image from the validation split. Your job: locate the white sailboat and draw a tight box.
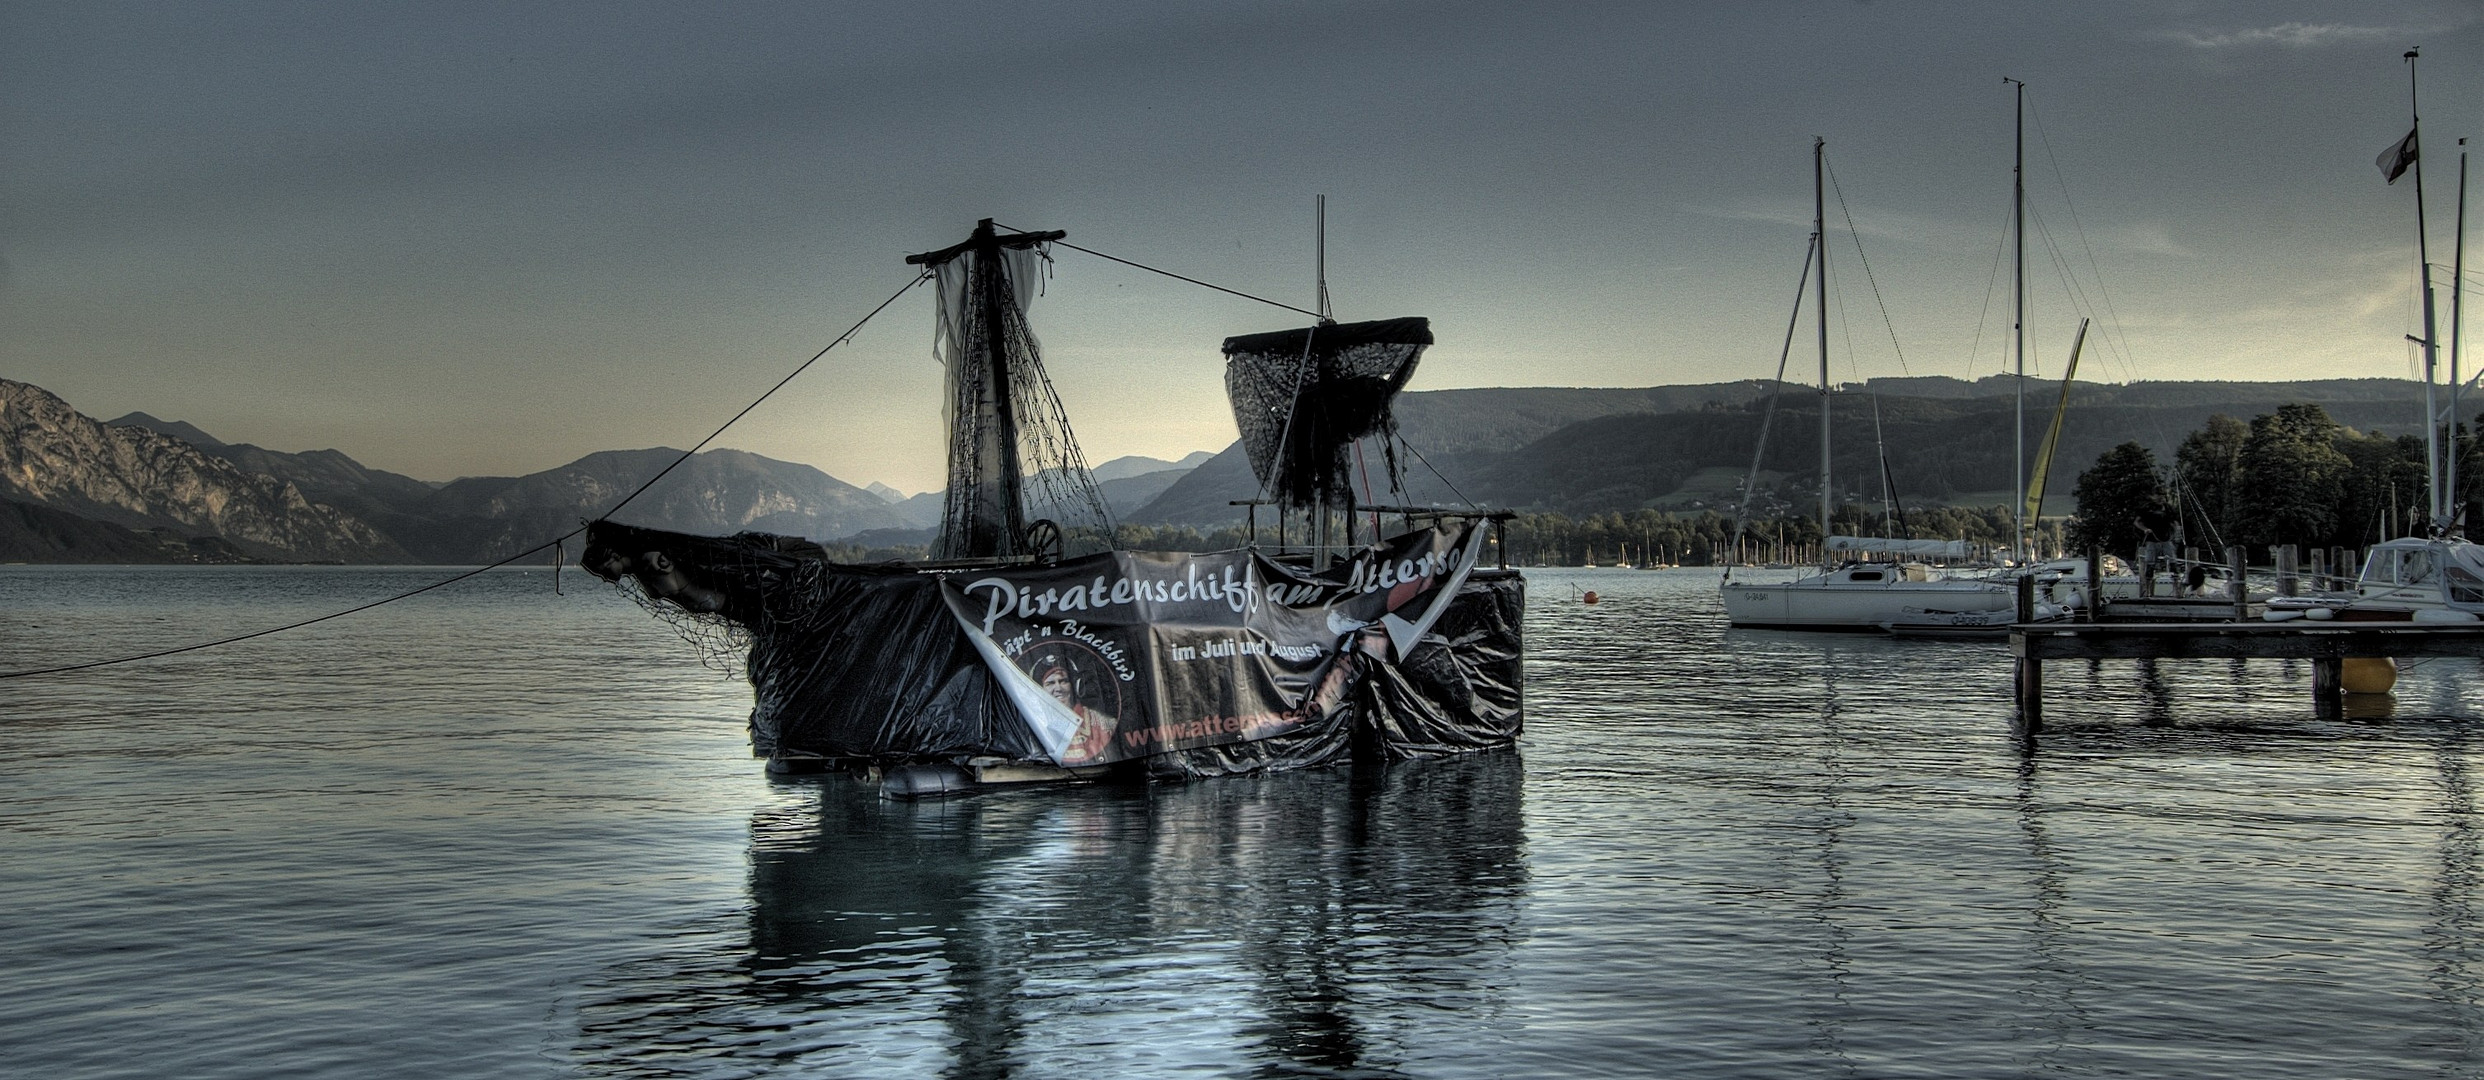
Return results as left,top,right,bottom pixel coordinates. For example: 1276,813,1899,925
2341,51,2481,623
1720,137,2020,632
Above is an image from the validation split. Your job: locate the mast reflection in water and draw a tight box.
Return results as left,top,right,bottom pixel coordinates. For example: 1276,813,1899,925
572,754,1528,1077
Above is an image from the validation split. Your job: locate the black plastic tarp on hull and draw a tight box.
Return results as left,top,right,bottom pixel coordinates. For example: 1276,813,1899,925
584,520,1522,779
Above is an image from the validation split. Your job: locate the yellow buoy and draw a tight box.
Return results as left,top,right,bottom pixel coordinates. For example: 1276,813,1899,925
2340,656,2398,695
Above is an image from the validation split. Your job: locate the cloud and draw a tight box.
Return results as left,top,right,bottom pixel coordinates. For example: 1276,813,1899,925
2097,223,2194,258
2148,22,2405,50
1683,199,1980,248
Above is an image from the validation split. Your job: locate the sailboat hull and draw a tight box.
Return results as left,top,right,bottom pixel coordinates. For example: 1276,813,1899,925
1723,575,2015,632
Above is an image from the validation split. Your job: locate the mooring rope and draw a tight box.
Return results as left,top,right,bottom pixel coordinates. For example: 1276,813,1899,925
597,269,932,518
0,270,933,681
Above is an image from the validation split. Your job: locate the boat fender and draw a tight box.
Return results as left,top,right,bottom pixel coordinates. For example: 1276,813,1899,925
2414,609,2483,624
2262,609,2304,622
881,763,973,800
2341,657,2398,695
2303,607,2336,621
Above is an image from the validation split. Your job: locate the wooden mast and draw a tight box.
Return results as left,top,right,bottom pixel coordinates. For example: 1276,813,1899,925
907,219,1066,558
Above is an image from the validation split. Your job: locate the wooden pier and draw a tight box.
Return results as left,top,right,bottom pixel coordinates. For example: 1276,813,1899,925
2010,621,2484,738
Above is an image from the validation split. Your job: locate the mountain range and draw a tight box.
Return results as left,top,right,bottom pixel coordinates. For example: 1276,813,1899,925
0,374,2455,563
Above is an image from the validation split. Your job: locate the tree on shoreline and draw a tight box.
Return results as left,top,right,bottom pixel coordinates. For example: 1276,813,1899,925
2234,404,2350,551
2074,402,2449,561
2068,442,2170,558
2174,414,2247,551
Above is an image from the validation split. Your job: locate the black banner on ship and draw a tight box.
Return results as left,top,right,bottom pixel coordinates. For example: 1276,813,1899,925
937,523,1489,766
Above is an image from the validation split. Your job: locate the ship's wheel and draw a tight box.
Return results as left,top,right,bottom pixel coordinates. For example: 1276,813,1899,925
1021,519,1064,562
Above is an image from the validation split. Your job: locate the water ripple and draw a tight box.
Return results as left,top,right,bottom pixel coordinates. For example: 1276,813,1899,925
5,566,2484,1077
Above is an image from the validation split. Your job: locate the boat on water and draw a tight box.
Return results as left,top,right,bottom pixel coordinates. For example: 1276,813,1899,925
2329,79,2478,625
1718,138,2018,632
2329,533,2484,622
583,220,1523,794
1728,561,2031,633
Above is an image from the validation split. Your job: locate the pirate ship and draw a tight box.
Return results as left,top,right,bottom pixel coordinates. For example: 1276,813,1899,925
582,220,1522,795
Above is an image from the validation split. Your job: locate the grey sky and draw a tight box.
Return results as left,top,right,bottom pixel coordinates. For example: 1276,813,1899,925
3,1,2478,491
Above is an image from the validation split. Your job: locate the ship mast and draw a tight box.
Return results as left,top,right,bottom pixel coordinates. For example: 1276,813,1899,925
2397,49,2447,533
1815,136,1832,553
907,219,1073,559
2007,77,2028,561
2454,140,2469,534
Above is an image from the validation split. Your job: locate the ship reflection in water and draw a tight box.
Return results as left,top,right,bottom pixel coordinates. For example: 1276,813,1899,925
12,569,2484,1076
574,752,1528,1077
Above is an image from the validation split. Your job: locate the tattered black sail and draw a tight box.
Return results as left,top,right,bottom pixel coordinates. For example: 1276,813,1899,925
908,220,1115,560
1223,317,1431,512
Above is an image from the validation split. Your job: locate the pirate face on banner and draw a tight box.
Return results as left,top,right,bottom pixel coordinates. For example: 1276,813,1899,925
1020,641,1120,765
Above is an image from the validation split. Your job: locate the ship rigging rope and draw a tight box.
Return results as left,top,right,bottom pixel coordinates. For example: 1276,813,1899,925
1823,158,1912,378
0,270,934,681
1397,434,1481,511
990,223,1325,319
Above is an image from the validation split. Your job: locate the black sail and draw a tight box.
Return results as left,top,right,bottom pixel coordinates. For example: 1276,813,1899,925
1222,317,1432,512
908,220,1114,560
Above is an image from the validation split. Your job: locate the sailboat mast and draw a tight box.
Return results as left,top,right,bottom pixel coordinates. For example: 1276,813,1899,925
2407,49,2445,531
2452,141,2468,534
2008,77,2027,560
1815,137,1832,553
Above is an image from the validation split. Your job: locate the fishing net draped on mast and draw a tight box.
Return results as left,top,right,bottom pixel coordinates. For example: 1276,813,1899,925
1222,317,1432,512
911,220,1116,560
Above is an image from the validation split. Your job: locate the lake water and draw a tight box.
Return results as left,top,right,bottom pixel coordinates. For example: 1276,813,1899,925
5,564,2483,1078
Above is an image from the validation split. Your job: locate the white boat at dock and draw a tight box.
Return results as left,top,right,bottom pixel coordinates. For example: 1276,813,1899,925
1724,562,2022,632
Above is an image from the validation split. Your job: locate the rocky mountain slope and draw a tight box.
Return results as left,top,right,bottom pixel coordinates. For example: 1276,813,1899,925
0,497,255,563
399,447,913,562
1,380,405,562
8,373,2454,561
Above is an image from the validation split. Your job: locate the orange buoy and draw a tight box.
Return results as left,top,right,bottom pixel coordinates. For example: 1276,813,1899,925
2340,656,2397,695
1581,591,1600,604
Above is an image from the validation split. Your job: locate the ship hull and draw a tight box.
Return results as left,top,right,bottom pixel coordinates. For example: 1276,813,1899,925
584,520,1524,784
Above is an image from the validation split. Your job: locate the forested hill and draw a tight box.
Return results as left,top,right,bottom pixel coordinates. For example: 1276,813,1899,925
1129,377,2442,525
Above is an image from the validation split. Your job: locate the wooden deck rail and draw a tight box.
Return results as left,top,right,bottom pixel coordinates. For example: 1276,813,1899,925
2009,621,2484,739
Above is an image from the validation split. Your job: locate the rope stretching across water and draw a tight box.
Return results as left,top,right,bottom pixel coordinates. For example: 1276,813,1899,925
0,270,934,681
8,229,1405,681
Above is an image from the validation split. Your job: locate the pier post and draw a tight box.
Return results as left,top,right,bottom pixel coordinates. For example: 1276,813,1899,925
2227,546,2248,621
2312,657,2342,699
2310,548,2328,592
2011,577,2043,740
2085,547,2104,621
2013,655,2043,738
2277,545,2299,597
2312,656,2343,719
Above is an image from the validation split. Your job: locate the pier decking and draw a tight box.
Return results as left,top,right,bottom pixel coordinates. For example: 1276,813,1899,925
2009,620,2484,737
